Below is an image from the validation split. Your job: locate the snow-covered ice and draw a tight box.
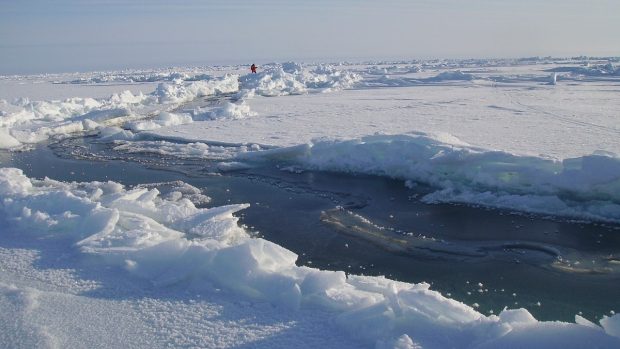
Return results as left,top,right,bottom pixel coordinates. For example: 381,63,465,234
1,167,619,348
2,58,620,348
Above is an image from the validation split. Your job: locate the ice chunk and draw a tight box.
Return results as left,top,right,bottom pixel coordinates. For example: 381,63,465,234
0,128,21,149
600,314,620,338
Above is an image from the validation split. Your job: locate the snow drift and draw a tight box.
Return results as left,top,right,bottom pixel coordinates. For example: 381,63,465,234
1,167,619,348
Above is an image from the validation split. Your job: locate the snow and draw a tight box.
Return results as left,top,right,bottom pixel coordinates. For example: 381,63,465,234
152,74,620,159
234,133,620,223
2,58,620,347
547,63,620,77
192,100,257,121
127,111,193,132
0,74,238,147
0,128,20,149
238,64,360,96
600,314,620,338
152,75,238,104
1,167,619,348
428,70,475,81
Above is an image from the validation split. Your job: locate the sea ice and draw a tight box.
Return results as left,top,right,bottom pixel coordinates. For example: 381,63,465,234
1,167,619,348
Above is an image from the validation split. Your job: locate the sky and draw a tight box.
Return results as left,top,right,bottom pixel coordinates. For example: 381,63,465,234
1,0,620,74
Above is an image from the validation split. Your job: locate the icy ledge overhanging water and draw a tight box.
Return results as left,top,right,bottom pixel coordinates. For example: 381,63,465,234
104,130,620,224
0,167,619,349
234,132,620,224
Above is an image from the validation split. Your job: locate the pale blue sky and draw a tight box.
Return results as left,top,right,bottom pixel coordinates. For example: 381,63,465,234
1,0,619,74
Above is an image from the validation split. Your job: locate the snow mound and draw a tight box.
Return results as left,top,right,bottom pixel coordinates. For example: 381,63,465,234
192,101,257,121
366,65,421,75
127,111,193,132
2,97,105,129
1,167,619,348
239,68,308,96
360,68,473,88
281,61,304,74
239,64,361,96
0,63,360,149
152,74,239,104
0,75,239,148
313,64,339,75
429,70,475,81
241,132,620,223
547,63,620,77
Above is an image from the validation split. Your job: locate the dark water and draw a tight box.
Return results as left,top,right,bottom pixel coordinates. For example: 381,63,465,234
2,138,619,322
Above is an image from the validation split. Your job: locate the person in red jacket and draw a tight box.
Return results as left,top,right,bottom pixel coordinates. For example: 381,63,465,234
250,63,257,73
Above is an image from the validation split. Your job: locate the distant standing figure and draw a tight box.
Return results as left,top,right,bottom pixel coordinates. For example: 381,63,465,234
251,63,257,73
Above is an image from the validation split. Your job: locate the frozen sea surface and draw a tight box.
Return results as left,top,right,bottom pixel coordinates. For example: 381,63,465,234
2,58,620,348
6,139,620,323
